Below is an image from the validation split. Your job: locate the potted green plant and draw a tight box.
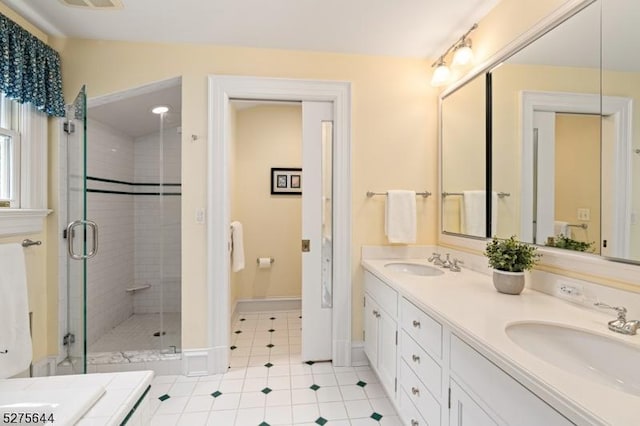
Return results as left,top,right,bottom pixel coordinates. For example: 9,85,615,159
484,236,540,295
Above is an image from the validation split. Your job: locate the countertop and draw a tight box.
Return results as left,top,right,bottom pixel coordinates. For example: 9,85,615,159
0,370,153,425
362,258,640,426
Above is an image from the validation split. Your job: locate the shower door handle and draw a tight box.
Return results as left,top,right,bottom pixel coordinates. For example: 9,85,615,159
66,220,99,260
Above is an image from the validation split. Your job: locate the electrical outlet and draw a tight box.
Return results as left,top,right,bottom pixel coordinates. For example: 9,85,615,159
195,208,205,224
577,208,590,221
556,281,585,303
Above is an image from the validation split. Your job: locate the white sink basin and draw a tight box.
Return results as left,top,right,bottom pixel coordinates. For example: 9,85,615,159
384,262,444,276
505,321,640,396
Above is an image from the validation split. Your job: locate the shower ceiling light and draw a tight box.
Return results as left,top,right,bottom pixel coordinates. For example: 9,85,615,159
151,105,170,114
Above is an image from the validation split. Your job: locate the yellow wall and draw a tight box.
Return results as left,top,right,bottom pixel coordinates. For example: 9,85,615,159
52,38,437,349
233,104,302,300
554,114,600,251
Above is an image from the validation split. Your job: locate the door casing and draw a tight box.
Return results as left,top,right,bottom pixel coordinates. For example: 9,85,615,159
207,75,352,373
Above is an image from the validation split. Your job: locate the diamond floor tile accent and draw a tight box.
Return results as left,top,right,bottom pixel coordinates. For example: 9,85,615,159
234,330,242,334
149,309,400,425
240,318,246,321
270,317,276,320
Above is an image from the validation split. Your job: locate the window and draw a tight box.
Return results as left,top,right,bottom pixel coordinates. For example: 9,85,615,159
0,93,50,236
0,95,20,208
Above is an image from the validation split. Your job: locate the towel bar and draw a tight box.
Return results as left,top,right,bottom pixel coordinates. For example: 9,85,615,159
366,190,431,198
22,239,42,248
442,191,510,198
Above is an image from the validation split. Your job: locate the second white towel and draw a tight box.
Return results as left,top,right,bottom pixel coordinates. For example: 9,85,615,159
462,191,498,237
385,190,417,244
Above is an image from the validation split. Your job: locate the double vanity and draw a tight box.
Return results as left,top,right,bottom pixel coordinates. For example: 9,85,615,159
361,249,640,425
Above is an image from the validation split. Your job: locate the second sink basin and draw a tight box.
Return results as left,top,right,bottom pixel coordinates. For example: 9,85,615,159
384,262,444,276
505,321,640,396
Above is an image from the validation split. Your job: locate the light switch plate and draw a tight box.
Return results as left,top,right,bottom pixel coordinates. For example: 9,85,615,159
577,208,590,221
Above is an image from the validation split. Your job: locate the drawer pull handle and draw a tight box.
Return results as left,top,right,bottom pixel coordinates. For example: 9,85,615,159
411,386,420,396
411,420,419,426
412,320,421,328
412,354,420,363
372,309,380,318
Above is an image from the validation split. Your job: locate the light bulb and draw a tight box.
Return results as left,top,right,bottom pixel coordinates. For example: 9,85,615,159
431,62,451,87
453,40,474,66
151,105,170,114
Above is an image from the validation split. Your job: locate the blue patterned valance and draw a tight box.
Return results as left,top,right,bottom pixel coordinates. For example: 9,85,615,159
0,14,65,117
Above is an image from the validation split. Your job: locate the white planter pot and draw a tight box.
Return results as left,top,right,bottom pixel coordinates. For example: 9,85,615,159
492,270,525,295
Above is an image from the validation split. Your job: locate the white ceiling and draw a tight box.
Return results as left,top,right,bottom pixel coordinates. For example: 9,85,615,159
1,0,499,58
3,0,501,137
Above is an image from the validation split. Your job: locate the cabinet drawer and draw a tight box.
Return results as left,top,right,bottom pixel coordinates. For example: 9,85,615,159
398,386,430,426
364,271,398,317
400,298,442,359
450,335,573,426
400,330,442,398
399,360,441,426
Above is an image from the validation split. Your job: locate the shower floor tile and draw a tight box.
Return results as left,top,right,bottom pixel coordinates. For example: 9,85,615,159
89,312,181,353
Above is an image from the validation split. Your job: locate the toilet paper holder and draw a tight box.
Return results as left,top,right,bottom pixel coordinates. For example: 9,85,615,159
257,257,275,264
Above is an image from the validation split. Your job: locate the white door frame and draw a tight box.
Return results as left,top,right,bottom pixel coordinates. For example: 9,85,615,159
207,76,352,374
520,91,632,254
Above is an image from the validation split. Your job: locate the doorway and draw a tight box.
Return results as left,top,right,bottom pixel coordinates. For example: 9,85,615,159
205,76,352,375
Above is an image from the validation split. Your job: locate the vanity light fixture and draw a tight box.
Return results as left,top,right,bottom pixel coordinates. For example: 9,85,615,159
430,23,478,87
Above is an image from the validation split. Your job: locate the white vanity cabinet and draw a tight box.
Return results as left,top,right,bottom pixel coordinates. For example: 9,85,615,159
449,335,573,426
398,298,444,426
394,297,573,426
363,271,398,398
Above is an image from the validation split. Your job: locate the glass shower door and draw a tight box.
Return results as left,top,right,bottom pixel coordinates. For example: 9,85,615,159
65,86,96,374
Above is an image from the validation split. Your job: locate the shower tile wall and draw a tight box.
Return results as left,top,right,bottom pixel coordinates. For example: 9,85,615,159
86,119,135,346
86,120,182,348
133,128,182,314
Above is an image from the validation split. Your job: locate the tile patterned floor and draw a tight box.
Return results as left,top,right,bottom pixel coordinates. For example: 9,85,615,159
149,310,401,425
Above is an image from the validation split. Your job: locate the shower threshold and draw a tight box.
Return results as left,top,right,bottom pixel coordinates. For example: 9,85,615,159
88,349,181,365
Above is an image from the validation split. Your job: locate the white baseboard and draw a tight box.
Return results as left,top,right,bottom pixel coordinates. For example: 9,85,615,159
182,347,228,376
351,341,369,367
29,356,58,377
234,297,302,313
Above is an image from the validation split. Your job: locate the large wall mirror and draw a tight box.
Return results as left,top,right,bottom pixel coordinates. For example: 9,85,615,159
440,0,640,265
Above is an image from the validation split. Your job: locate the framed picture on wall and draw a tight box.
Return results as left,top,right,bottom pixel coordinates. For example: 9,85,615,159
271,168,302,195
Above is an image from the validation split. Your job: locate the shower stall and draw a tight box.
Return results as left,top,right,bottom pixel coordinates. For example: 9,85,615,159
59,81,182,374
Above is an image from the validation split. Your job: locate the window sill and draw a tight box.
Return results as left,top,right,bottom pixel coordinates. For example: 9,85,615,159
0,209,52,237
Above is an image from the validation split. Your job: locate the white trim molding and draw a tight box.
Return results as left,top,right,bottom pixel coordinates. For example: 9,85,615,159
350,342,369,367
182,348,216,377
207,75,352,374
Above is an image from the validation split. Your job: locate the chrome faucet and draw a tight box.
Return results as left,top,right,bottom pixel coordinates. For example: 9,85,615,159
450,258,464,272
594,302,640,335
428,252,443,266
441,253,453,269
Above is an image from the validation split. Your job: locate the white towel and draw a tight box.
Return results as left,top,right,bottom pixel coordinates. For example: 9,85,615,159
554,221,569,237
462,191,498,237
230,221,245,272
385,190,417,244
0,243,32,378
